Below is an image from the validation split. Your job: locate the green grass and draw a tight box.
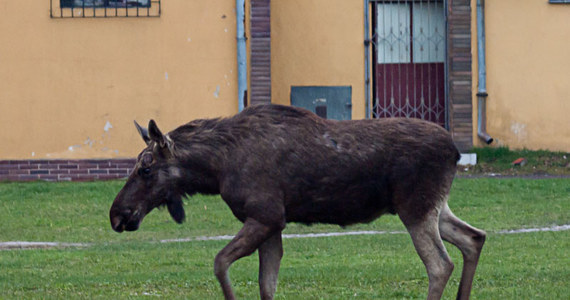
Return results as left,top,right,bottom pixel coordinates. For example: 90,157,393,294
1,233,568,299
0,178,569,299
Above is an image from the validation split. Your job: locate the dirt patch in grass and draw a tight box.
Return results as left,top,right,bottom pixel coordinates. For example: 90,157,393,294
458,147,570,177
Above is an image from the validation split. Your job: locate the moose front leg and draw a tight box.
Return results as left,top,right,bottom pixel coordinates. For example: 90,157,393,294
214,218,278,300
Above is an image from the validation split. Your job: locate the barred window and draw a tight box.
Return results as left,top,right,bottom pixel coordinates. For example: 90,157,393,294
60,1,150,8
51,0,161,18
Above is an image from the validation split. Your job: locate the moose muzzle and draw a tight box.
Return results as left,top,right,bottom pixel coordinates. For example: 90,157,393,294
109,206,143,233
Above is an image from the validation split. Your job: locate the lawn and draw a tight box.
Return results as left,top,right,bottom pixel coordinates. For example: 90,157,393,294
1,178,569,299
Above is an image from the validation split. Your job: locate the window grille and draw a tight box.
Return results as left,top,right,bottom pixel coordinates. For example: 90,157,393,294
50,0,161,18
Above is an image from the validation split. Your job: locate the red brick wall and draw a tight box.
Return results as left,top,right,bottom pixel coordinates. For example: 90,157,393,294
250,0,271,105
0,159,136,182
447,0,473,152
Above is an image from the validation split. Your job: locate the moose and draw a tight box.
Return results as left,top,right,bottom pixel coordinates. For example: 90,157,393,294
110,104,486,300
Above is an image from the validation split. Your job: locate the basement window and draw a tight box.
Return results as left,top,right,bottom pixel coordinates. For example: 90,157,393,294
60,0,150,8
51,0,161,18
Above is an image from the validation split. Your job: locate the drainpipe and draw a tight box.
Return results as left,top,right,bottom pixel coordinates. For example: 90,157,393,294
364,0,371,119
236,0,247,112
476,0,493,144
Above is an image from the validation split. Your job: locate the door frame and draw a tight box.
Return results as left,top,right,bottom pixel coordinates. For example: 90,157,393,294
368,0,474,151
371,0,449,129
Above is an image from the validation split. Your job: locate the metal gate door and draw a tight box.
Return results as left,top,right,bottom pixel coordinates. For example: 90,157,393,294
372,0,446,127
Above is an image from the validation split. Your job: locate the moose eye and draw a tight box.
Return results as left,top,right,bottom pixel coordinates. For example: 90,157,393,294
139,167,152,177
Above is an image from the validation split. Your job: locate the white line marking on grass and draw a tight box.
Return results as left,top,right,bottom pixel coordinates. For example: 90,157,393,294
160,225,570,244
160,235,236,243
159,230,408,243
284,230,407,239
1,225,569,250
0,241,90,250
496,224,570,234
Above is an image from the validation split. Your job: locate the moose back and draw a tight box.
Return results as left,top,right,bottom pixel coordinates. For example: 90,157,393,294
110,104,485,300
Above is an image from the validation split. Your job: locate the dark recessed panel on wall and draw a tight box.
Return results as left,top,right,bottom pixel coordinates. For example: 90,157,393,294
290,86,352,120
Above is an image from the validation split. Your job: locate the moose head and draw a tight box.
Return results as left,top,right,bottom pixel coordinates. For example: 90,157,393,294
109,120,185,233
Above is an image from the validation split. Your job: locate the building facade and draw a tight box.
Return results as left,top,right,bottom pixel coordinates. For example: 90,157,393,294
1,0,568,181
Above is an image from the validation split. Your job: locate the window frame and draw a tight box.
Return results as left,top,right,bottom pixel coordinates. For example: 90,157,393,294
59,1,151,8
51,0,161,18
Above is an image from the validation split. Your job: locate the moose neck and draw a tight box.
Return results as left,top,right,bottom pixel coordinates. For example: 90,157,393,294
168,117,236,195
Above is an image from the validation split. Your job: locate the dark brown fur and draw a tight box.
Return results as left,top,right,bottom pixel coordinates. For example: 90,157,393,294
110,104,485,300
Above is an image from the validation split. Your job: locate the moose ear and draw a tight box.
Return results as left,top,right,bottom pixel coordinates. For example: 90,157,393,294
148,119,166,147
167,195,186,224
134,121,151,145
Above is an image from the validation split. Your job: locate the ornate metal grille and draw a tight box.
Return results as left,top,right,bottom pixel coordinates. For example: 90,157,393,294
371,0,447,127
50,0,161,18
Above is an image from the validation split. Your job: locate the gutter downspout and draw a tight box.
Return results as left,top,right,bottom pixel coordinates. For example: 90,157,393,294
236,0,247,112
476,0,493,144
364,0,371,119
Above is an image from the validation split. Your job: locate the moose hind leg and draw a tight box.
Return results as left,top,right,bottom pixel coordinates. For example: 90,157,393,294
438,203,486,300
258,232,283,300
401,210,455,300
214,218,277,300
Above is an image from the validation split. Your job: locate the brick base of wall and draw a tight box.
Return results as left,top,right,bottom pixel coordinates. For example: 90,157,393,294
0,159,136,182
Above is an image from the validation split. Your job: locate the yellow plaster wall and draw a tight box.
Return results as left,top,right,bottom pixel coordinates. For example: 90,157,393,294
472,0,570,151
0,0,238,159
7,0,567,159
271,0,366,119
